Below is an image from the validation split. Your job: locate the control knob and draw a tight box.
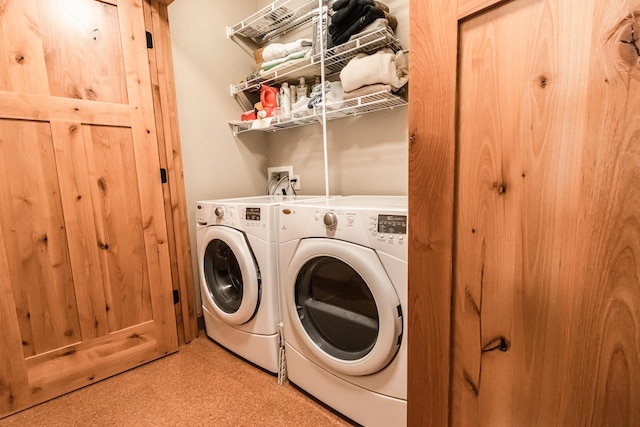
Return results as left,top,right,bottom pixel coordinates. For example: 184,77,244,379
323,211,338,229
214,206,225,218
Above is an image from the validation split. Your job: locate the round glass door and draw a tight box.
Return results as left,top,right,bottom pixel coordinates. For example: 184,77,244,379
295,256,379,361
285,239,402,376
200,227,260,325
204,239,243,313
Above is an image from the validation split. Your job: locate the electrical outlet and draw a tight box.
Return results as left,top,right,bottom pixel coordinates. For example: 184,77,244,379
267,165,294,195
291,175,301,190
267,165,293,181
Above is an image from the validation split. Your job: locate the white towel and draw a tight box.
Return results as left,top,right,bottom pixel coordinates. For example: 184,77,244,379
339,48,408,93
261,48,311,71
262,39,313,62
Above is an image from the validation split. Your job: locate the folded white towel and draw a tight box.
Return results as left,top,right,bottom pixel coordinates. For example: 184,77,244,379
339,48,408,93
261,48,310,71
262,38,313,62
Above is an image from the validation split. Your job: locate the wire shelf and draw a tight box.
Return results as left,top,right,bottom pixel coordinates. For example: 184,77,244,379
227,0,329,44
229,90,407,135
230,27,402,95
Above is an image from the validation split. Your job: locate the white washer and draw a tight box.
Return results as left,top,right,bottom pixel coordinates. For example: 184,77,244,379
196,195,327,374
278,195,408,427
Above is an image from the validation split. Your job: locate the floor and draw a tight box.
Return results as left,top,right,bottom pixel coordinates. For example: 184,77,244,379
0,333,354,427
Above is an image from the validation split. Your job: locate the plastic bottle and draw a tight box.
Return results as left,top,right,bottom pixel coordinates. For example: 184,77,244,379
260,85,278,117
297,77,308,99
280,82,291,115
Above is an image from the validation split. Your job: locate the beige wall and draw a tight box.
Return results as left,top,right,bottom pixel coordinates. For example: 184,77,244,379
170,0,409,314
169,0,266,313
264,0,409,196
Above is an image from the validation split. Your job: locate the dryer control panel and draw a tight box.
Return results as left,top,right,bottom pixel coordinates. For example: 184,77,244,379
279,204,408,261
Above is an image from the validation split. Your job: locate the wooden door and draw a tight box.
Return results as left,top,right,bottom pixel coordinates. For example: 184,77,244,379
409,0,640,425
0,0,177,417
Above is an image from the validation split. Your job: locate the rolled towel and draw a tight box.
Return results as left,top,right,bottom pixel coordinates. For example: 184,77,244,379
339,48,408,92
262,39,312,62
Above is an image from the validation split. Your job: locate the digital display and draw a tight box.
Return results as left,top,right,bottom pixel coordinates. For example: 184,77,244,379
246,207,261,221
378,215,407,234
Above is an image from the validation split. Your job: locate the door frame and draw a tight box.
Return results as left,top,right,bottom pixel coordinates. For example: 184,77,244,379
143,0,197,346
407,1,505,425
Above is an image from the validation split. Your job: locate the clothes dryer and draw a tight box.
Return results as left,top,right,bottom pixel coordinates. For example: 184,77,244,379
196,195,327,374
277,195,408,427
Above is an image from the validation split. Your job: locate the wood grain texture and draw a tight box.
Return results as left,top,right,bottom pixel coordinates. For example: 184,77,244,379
0,120,81,356
407,0,457,426
38,0,128,103
24,321,157,404
0,0,50,95
453,0,640,425
0,224,30,414
85,125,153,331
143,0,197,346
0,0,178,417
117,0,177,354
458,0,510,19
0,90,132,127
51,121,110,340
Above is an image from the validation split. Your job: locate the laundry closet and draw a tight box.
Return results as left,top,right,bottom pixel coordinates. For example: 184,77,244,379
1,0,639,425
169,0,410,336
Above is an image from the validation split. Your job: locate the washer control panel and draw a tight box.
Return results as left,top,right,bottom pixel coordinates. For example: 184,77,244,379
298,208,407,257
370,214,407,243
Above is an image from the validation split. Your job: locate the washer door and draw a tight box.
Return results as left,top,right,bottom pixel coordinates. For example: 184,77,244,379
200,226,260,325
285,238,403,376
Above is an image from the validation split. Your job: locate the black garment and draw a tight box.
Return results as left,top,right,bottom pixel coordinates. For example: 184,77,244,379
330,5,386,45
331,0,374,27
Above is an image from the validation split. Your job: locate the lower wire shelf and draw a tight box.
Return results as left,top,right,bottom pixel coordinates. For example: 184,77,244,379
229,89,408,135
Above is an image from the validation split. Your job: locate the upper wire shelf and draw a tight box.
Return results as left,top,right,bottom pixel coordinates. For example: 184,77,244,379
230,27,403,95
229,89,408,135
226,0,330,44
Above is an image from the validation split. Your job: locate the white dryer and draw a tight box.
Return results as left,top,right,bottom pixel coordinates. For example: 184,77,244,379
277,195,408,427
195,195,326,374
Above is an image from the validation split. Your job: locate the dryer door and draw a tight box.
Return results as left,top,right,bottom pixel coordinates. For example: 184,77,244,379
285,238,403,376
199,226,260,325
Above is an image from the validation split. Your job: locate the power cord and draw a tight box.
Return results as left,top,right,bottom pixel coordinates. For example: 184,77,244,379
267,175,280,195
269,175,290,195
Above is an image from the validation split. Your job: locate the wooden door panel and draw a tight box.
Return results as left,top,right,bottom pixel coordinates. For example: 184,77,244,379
24,321,158,406
0,0,177,417
84,125,153,330
453,0,640,426
0,0,50,95
409,0,640,426
38,0,128,103
0,119,81,357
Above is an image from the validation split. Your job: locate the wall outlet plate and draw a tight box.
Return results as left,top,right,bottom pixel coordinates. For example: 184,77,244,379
267,165,293,181
291,174,301,190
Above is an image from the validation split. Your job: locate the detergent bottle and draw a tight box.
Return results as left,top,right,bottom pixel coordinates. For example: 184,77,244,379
260,85,279,117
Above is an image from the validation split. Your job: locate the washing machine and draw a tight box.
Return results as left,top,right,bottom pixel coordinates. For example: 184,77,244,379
277,195,408,427
195,195,328,374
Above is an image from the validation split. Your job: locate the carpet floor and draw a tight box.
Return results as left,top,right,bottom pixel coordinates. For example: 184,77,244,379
0,333,354,426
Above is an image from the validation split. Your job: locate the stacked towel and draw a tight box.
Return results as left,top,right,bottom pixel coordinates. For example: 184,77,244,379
253,38,313,73
339,48,408,95
261,39,312,62
329,0,397,46
253,38,314,75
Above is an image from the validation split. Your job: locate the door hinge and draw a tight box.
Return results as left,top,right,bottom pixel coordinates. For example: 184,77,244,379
160,168,167,184
146,31,153,49
173,290,180,304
